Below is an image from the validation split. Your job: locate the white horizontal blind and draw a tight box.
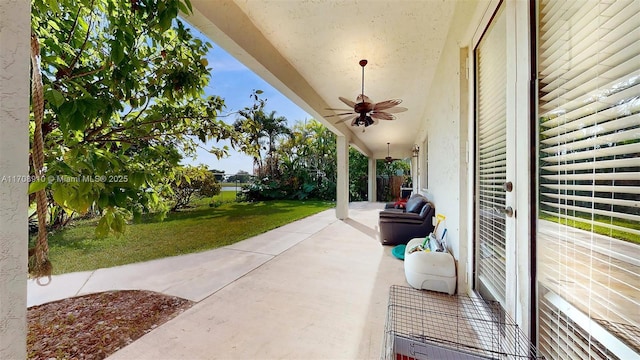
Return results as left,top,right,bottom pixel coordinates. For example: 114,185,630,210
537,0,640,359
475,4,507,306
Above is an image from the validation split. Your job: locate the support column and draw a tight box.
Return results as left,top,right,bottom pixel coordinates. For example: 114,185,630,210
367,156,376,202
335,135,349,219
0,1,31,359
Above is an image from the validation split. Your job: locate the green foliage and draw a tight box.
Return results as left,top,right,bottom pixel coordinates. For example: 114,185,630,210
95,207,128,238
238,179,287,201
378,159,411,177
231,115,414,203
31,0,239,235
349,148,369,201
239,119,338,202
233,105,292,176
232,90,268,169
170,165,221,211
376,159,411,202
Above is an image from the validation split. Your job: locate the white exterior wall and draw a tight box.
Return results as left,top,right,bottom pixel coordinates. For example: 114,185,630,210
417,1,478,294
422,50,463,257
0,1,31,358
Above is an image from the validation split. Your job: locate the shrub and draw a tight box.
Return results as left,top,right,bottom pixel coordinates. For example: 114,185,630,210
170,165,221,210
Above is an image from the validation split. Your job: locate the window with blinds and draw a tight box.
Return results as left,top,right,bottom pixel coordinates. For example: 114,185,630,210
537,0,640,359
475,5,507,306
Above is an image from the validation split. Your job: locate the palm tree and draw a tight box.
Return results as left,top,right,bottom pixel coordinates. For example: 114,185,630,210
259,110,291,177
234,110,291,176
261,110,291,156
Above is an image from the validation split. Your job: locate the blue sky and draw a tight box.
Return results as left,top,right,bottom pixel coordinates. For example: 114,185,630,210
181,25,312,175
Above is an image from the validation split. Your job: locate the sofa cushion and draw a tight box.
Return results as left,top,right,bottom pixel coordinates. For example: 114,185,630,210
405,195,428,213
419,203,432,217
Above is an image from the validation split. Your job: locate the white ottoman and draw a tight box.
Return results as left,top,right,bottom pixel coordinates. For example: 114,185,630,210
404,237,457,295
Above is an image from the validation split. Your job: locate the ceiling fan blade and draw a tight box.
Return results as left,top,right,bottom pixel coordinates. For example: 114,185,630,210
371,111,396,120
326,112,356,118
325,108,354,111
382,106,408,114
338,96,356,108
373,99,403,110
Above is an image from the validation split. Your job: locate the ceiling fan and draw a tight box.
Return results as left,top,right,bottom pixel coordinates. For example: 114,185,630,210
384,142,401,163
326,59,407,132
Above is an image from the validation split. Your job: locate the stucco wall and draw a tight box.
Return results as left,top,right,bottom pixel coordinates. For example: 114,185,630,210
0,1,30,358
423,46,463,258
417,0,478,294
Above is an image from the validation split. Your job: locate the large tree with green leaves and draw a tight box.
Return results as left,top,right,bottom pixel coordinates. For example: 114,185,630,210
30,0,237,236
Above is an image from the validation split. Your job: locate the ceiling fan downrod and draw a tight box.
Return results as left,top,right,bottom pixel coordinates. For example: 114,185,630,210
359,59,367,97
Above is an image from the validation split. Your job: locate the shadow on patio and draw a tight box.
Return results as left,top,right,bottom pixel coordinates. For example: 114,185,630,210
99,201,407,359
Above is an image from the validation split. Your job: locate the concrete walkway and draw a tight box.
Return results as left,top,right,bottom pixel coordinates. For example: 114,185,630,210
28,202,407,359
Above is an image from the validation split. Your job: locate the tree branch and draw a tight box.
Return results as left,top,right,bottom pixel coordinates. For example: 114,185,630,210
63,0,95,80
65,6,83,44
65,63,108,82
84,121,110,141
125,96,150,123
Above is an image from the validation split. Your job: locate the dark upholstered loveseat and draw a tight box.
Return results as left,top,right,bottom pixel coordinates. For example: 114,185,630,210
378,194,435,246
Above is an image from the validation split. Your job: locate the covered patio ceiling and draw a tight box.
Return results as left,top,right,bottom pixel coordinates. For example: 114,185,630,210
184,0,460,160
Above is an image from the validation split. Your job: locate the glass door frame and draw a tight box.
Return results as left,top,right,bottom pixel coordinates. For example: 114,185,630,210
470,0,536,338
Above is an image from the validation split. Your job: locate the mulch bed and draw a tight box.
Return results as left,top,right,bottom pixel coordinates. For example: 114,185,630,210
27,290,194,360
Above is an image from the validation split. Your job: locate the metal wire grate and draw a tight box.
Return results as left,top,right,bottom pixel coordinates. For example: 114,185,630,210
382,285,544,359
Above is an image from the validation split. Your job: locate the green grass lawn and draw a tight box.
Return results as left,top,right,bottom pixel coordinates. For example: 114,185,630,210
46,199,334,274
210,190,240,203
539,212,640,245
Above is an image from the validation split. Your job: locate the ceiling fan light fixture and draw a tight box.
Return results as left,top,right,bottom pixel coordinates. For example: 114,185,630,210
325,59,407,130
385,142,395,163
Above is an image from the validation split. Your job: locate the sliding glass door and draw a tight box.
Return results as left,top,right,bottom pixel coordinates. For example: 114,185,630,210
536,0,640,358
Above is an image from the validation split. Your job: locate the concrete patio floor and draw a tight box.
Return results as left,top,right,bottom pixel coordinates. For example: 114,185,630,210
29,202,408,359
